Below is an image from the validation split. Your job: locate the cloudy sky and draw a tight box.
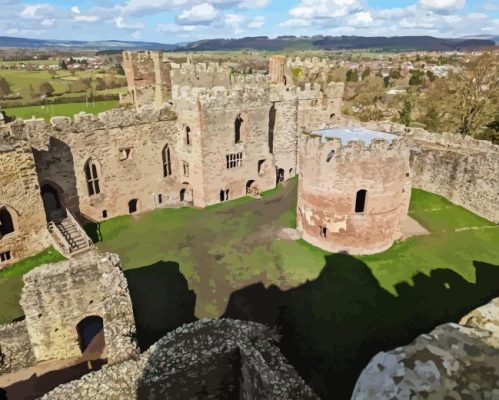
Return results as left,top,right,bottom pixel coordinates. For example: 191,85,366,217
0,0,498,43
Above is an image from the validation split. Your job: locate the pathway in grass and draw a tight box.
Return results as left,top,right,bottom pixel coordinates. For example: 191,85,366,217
94,181,499,319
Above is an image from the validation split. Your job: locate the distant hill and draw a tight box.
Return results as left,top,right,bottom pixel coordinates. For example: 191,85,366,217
461,34,499,45
179,35,496,52
0,36,176,50
0,34,495,52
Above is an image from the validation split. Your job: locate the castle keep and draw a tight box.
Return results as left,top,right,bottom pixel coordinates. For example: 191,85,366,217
0,51,498,269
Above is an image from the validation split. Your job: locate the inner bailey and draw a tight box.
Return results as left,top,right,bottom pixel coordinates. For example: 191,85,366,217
20,252,138,365
42,319,318,400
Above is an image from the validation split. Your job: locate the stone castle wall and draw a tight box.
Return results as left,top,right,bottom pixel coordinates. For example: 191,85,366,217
27,108,183,222
171,61,232,88
297,133,411,255
0,139,51,267
0,320,36,375
20,252,138,365
358,121,499,223
43,319,318,400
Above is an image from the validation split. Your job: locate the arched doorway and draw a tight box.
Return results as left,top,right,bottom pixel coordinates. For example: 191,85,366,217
276,168,285,185
41,184,64,221
246,180,259,197
128,199,139,214
0,207,15,236
180,188,186,202
76,315,104,354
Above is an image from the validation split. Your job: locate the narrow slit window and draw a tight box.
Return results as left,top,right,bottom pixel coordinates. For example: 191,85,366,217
84,159,100,196
162,145,172,177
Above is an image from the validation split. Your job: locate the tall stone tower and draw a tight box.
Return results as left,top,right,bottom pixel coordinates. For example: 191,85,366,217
269,55,287,85
297,128,411,255
122,51,172,110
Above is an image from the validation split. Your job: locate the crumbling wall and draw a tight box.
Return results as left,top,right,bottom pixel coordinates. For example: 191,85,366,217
0,321,36,374
171,62,232,88
42,319,318,400
297,133,411,255
357,121,499,223
352,297,499,399
20,252,138,365
0,139,50,267
27,108,181,222
123,51,171,109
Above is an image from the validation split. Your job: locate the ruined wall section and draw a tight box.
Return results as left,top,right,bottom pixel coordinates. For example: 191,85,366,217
171,62,232,88
298,134,411,255
357,120,499,223
20,252,138,365
175,86,281,206
26,108,182,222
0,321,36,374
43,319,318,400
123,51,171,109
0,138,50,267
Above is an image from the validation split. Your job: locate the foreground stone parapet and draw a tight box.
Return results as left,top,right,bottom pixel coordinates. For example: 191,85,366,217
43,319,318,400
298,127,411,255
352,297,499,400
20,252,138,365
0,321,36,375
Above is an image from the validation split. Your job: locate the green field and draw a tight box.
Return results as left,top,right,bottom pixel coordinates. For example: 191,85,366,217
0,182,497,398
4,100,119,120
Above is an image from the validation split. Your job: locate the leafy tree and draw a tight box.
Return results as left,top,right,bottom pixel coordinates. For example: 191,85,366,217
448,53,499,137
60,60,68,70
0,76,12,98
426,70,436,82
389,69,401,80
346,69,359,83
361,67,371,80
420,103,441,132
399,98,412,127
115,63,125,76
351,76,385,121
409,70,424,86
383,76,390,88
39,81,55,96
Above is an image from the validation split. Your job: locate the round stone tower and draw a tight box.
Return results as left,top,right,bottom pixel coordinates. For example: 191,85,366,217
297,128,411,255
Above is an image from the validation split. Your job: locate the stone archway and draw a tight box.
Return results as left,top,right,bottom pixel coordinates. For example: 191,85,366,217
41,183,64,222
76,315,105,355
246,180,260,197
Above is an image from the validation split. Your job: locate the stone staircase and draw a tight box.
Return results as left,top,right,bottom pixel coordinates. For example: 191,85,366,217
48,209,93,257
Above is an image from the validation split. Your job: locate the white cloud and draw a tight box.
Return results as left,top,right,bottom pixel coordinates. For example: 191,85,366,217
248,16,265,28
40,18,55,27
74,15,100,23
279,18,312,28
348,11,373,26
71,6,80,14
177,3,219,25
289,0,363,19
20,3,54,20
114,16,144,29
418,0,465,13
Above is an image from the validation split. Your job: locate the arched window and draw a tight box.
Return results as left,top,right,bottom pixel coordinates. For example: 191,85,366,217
162,145,172,177
355,190,367,213
0,207,15,237
235,114,243,144
268,105,276,154
185,126,191,146
84,159,100,196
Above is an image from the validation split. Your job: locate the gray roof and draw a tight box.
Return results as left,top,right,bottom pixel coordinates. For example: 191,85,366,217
311,127,398,145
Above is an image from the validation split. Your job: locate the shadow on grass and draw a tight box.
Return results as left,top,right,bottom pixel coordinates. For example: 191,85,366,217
223,254,499,400
125,261,197,351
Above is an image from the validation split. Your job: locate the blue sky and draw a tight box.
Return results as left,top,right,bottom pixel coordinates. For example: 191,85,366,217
0,0,497,42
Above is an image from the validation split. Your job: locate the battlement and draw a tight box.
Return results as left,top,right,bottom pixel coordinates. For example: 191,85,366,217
302,127,404,164
171,61,231,74
2,106,177,143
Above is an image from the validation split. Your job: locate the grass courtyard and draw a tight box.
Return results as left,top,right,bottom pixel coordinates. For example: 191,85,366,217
3,100,119,121
0,179,497,398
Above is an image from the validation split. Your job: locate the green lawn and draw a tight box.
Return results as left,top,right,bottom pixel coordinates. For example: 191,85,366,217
0,248,64,324
4,100,119,121
0,182,497,399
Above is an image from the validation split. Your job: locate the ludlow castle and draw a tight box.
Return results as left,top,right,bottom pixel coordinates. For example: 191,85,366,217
0,52,498,399
0,51,498,266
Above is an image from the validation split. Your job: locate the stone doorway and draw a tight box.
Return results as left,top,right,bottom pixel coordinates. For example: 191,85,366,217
246,180,260,197
76,316,104,354
276,168,285,185
128,199,139,214
41,183,65,222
